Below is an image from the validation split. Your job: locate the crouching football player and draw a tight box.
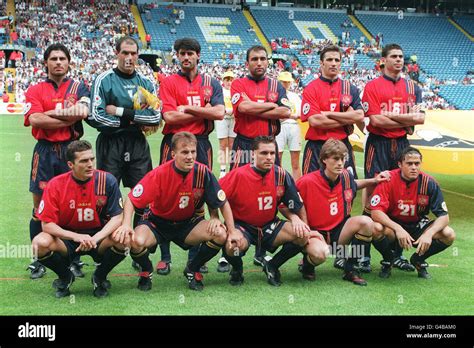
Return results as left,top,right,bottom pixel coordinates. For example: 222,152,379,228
33,140,126,298
115,132,236,291
370,146,455,279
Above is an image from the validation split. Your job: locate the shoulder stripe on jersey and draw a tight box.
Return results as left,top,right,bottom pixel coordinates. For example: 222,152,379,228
342,170,352,216
341,80,350,95
417,173,430,215
303,148,312,175
277,166,285,186
406,79,415,98
70,81,80,96
95,171,106,196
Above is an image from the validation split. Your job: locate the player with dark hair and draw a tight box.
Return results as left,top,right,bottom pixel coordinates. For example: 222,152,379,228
230,45,292,170
296,139,390,285
33,140,126,298
361,43,425,272
370,147,455,279
228,45,292,267
157,37,225,275
88,36,161,272
115,132,236,291
300,45,363,177
220,136,322,287
24,43,90,279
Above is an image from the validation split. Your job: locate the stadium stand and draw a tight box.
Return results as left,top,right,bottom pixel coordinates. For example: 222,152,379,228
356,12,473,81
452,15,474,36
140,4,258,64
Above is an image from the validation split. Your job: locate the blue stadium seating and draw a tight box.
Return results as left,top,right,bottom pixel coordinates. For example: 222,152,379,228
453,15,474,36
439,84,474,110
356,12,473,81
141,4,258,64
251,8,374,69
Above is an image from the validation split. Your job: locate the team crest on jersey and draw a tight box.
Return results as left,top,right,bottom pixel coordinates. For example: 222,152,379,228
408,95,417,105
280,98,292,108
231,93,240,105
24,102,32,114
302,103,310,116
267,91,278,103
96,196,107,207
38,200,45,214
344,189,353,202
132,184,144,198
341,94,352,106
193,188,204,201
362,102,369,113
370,194,380,207
94,95,102,106
442,201,448,212
217,189,226,202
276,186,285,199
418,195,429,206
202,86,213,99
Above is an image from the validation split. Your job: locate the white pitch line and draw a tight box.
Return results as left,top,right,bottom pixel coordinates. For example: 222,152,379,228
356,167,474,200
441,189,474,200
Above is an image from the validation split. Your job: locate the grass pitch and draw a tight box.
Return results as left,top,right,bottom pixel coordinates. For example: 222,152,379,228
0,115,472,315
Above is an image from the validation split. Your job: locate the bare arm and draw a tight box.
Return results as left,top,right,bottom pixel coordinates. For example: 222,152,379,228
355,171,391,190
259,106,291,120
42,221,82,241
162,110,199,125
372,210,414,249
368,114,406,129
92,214,123,244
325,108,364,124
28,113,79,129
44,103,89,121
237,100,278,115
308,114,345,129
182,104,225,121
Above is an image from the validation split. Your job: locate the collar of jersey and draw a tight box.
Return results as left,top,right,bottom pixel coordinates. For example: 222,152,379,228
251,164,270,177
398,169,418,186
319,76,339,84
320,168,340,188
113,67,136,79
178,70,200,83
45,77,70,89
172,161,191,177
71,172,92,185
246,74,266,82
382,74,401,83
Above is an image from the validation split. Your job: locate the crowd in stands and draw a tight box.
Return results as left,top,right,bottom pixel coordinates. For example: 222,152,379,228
11,0,140,102
1,2,470,110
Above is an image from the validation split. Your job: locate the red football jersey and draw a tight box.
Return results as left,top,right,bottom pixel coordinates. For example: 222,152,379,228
362,75,422,138
160,72,223,135
370,169,447,225
301,77,362,140
219,164,303,227
24,78,89,142
230,76,287,138
297,169,357,231
38,170,122,231
129,160,225,221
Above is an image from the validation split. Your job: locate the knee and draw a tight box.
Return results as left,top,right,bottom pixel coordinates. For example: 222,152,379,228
32,232,52,251
131,232,147,251
441,226,456,245
306,242,328,265
372,223,385,240
213,227,227,245
359,216,374,236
